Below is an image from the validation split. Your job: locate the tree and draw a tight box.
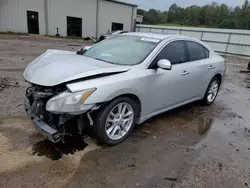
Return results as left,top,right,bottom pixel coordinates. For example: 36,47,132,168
137,9,146,16
136,1,250,30
137,8,167,24
240,0,250,29
168,4,179,22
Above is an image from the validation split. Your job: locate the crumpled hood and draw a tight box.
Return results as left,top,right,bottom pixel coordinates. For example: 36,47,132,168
23,49,130,86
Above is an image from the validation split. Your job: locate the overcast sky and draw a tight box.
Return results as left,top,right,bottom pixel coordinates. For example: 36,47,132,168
122,0,245,10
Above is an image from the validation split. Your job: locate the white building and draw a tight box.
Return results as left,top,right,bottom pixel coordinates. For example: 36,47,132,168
136,15,143,24
0,0,137,38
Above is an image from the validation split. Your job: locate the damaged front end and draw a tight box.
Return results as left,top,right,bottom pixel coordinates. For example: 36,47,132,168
24,84,98,143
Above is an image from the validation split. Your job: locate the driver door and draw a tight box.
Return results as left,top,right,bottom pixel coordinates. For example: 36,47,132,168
144,40,192,115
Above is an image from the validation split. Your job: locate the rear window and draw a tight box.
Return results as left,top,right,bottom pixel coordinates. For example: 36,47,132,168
204,48,209,58
187,41,209,61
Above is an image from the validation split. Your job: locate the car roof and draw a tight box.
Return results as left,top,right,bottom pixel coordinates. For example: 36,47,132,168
122,32,213,51
123,32,193,41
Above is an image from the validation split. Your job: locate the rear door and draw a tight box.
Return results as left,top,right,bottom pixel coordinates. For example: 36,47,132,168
185,41,215,97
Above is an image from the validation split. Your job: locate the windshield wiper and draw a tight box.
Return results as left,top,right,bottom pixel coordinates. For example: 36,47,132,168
94,58,116,65
94,57,106,62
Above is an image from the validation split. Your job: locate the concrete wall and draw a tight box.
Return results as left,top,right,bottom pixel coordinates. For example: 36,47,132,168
136,24,250,57
0,0,46,34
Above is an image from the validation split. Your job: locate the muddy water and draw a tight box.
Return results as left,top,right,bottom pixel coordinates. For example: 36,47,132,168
32,137,88,161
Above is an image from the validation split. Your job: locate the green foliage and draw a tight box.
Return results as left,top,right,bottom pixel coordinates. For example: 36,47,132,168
137,0,250,30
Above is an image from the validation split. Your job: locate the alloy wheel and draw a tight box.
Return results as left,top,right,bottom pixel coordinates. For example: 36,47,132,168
207,79,219,103
105,102,134,140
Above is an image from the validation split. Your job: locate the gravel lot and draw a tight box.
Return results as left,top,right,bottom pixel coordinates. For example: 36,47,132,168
0,34,250,188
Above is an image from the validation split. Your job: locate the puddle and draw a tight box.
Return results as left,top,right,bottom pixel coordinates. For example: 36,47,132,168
197,118,214,136
32,135,88,160
132,102,215,146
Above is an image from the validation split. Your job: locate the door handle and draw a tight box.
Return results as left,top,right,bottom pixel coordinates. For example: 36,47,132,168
182,71,190,76
208,65,215,70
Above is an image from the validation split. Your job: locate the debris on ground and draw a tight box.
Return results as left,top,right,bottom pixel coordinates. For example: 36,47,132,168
229,141,236,148
0,77,21,91
240,70,250,73
14,104,23,108
228,131,237,135
0,77,9,91
0,84,4,91
170,183,176,188
171,143,195,151
84,37,97,42
245,128,250,134
164,177,178,182
202,144,208,148
237,115,243,119
128,164,136,168
218,163,223,170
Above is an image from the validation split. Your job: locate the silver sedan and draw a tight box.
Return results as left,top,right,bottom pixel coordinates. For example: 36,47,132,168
23,32,226,145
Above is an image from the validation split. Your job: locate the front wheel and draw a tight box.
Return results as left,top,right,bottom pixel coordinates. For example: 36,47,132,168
94,97,139,145
202,77,220,105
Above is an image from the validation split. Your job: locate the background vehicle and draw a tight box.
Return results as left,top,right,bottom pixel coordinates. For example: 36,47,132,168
97,30,129,42
23,33,226,145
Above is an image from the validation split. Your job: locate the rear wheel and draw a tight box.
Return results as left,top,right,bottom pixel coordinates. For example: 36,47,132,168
202,77,220,105
94,97,139,145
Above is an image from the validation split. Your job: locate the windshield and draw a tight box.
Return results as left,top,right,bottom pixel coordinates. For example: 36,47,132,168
83,35,160,65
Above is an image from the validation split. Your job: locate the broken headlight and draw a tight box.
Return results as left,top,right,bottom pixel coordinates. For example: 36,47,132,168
46,88,96,114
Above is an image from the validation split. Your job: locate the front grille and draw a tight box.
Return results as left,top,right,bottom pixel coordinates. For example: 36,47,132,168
31,84,66,94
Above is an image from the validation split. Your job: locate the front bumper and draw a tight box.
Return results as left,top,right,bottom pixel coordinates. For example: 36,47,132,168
24,98,61,143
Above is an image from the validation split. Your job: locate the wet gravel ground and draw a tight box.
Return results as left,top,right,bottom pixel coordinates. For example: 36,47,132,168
0,34,250,188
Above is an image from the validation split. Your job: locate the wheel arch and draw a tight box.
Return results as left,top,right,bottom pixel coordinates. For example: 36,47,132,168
214,73,222,85
107,93,142,120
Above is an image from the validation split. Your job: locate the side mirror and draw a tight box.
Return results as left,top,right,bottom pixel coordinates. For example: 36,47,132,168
157,59,172,70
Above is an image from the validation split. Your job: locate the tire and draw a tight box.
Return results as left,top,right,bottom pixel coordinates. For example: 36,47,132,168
202,76,220,105
94,97,139,145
